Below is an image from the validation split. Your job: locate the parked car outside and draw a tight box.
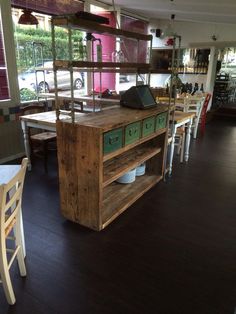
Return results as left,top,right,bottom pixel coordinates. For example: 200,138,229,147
119,74,130,83
18,61,84,92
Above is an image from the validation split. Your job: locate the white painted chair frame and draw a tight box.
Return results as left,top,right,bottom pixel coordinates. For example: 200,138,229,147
176,96,205,139
0,158,28,305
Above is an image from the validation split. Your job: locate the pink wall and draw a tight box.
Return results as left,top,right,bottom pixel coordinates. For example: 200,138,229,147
121,15,148,63
92,12,116,91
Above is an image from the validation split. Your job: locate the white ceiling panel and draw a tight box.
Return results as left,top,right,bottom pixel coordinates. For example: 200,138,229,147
105,0,236,24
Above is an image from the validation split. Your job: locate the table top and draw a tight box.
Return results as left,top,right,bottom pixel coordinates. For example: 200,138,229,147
0,165,20,185
57,104,169,132
173,111,196,124
20,110,86,125
39,91,121,104
20,105,169,132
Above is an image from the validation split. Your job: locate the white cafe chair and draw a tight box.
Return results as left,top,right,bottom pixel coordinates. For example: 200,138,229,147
0,158,28,305
176,95,205,139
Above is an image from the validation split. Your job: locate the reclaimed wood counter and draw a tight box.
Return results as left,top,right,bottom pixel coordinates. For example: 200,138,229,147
57,105,169,230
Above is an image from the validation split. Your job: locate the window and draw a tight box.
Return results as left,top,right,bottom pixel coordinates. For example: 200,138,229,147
12,6,85,102
0,18,10,100
0,0,19,105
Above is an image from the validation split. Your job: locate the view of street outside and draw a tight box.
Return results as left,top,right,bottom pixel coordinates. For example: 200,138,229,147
13,8,147,101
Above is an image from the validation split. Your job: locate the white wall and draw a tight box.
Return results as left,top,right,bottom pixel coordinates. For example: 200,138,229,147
150,19,236,48
149,18,236,106
150,73,207,89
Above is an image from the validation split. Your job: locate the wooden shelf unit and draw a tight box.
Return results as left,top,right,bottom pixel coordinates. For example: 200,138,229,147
51,14,153,116
103,145,162,187
56,106,168,231
52,15,152,41
54,60,150,73
102,174,162,228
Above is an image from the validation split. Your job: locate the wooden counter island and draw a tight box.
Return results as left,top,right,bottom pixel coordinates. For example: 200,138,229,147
56,105,169,231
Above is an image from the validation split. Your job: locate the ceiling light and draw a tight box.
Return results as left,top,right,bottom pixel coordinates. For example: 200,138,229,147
18,9,39,25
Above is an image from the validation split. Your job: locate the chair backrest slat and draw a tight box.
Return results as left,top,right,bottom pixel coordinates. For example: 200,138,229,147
0,159,28,237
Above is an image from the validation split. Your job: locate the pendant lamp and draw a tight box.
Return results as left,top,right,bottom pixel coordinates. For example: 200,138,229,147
161,14,176,38
18,9,38,25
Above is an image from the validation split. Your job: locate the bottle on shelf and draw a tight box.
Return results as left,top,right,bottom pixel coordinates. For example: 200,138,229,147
166,83,169,95
200,83,204,93
191,82,199,95
188,83,193,94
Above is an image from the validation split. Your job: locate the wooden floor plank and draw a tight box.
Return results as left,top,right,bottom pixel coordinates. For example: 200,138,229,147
1,118,236,314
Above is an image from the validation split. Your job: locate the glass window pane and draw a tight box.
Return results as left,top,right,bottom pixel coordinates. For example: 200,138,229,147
0,16,10,100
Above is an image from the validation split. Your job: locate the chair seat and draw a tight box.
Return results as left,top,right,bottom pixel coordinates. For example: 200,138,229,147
176,127,185,135
30,132,56,142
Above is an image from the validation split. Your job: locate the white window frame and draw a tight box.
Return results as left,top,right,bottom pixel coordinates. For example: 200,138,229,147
0,0,20,106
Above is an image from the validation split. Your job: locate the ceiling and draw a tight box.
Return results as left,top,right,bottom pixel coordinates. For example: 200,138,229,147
105,0,236,24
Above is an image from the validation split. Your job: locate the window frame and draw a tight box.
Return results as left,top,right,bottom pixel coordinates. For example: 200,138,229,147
0,0,20,106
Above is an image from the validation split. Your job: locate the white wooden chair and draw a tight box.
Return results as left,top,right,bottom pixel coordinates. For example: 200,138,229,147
167,119,185,165
176,96,205,138
0,158,28,305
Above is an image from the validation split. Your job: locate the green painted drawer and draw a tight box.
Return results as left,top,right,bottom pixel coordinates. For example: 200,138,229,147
103,128,123,154
142,116,155,137
156,112,168,131
125,121,141,145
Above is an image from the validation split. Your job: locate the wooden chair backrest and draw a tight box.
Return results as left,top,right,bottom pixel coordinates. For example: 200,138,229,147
20,103,47,116
20,104,48,135
0,158,28,239
183,96,205,115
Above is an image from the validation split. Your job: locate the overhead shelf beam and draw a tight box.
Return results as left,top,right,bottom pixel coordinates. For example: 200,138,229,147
52,15,152,41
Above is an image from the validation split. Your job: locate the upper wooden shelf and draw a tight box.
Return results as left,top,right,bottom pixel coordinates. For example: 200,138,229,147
52,15,152,42
54,60,150,72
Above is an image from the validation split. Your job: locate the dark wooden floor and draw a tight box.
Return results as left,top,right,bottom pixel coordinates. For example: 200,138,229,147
1,118,236,314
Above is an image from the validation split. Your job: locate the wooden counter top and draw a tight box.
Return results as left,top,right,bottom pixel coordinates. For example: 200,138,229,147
58,104,168,132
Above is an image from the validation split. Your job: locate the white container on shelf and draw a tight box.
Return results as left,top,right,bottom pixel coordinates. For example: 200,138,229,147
135,163,146,176
116,169,136,184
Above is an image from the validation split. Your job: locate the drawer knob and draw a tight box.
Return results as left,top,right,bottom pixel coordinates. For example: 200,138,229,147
109,136,119,144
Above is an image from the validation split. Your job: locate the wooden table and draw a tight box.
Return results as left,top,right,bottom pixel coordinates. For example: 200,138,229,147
0,165,26,257
168,111,195,175
20,110,86,170
39,91,120,111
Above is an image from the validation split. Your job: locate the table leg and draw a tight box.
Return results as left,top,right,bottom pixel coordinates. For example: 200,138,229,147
184,118,193,162
193,114,201,139
169,125,177,176
21,120,32,170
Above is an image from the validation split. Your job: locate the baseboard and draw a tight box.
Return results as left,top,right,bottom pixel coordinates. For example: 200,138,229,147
0,152,25,164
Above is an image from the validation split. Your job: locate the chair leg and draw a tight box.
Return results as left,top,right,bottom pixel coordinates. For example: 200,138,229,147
43,142,48,173
176,137,182,155
0,243,16,305
29,141,34,166
200,116,206,136
180,132,185,163
15,213,26,277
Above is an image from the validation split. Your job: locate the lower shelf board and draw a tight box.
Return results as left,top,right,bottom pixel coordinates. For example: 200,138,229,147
101,173,162,228
103,146,162,187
